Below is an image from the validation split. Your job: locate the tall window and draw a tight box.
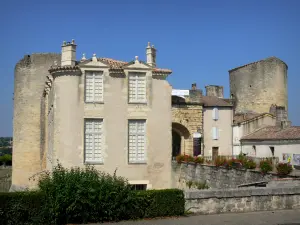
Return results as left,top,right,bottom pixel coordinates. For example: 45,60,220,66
128,120,146,163
212,107,219,120
129,72,146,103
85,71,104,102
212,127,219,140
84,119,103,163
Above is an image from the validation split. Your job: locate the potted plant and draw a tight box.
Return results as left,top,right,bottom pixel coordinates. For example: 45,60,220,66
276,162,293,177
259,159,273,174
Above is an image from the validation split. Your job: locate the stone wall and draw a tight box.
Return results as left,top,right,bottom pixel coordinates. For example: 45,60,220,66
185,186,300,214
172,162,298,189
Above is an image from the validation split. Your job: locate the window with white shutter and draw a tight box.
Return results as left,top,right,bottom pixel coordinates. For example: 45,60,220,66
129,72,146,103
212,108,219,120
84,119,103,163
128,120,146,163
85,71,104,102
212,127,219,140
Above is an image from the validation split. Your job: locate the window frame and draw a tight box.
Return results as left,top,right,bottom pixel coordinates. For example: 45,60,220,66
128,72,147,104
84,118,104,164
85,71,104,103
128,119,147,164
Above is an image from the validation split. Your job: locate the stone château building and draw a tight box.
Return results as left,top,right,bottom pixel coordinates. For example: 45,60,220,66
13,40,173,190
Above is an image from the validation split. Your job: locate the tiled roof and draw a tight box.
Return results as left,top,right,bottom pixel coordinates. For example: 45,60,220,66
202,96,233,107
96,57,172,74
98,58,127,69
233,112,274,124
241,126,300,141
228,56,288,72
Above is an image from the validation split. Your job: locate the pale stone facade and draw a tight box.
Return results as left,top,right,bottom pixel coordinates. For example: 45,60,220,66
12,40,173,190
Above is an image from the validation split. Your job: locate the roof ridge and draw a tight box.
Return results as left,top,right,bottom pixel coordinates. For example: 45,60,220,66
229,56,288,72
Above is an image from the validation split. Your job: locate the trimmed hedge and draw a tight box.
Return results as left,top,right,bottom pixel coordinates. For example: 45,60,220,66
0,189,184,225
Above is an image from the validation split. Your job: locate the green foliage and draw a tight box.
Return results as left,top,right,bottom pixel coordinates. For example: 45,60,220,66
0,164,185,224
37,163,140,224
0,137,12,148
0,191,44,225
193,181,209,190
259,159,273,174
136,189,185,218
276,162,293,176
214,156,227,167
0,154,12,166
244,159,257,169
194,156,204,164
186,180,194,189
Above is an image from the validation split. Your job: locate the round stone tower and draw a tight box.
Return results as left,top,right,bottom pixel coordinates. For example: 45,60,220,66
12,53,61,189
229,57,288,115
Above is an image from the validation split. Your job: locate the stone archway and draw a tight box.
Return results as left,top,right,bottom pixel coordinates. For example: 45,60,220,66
172,122,191,159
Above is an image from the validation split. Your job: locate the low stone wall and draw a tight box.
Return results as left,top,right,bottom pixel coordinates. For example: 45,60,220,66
172,162,299,189
185,186,300,214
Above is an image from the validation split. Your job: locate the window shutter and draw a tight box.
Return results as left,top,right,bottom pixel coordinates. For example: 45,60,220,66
212,127,219,140
212,108,219,120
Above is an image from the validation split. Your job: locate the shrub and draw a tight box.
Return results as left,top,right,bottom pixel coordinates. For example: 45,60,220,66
175,154,185,163
37,163,140,224
186,180,194,189
0,191,44,225
0,154,12,167
244,159,257,169
214,156,227,167
175,154,194,163
259,159,273,174
276,162,293,176
136,189,185,218
194,156,204,164
0,164,185,224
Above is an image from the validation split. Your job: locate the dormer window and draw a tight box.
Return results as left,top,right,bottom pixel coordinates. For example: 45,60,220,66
85,71,104,103
128,72,146,103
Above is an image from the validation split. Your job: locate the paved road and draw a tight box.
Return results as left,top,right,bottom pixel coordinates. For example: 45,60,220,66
96,209,300,225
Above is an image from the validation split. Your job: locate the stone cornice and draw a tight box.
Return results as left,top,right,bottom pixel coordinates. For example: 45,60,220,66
48,65,82,78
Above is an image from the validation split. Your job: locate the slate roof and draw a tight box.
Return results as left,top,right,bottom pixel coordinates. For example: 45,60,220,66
202,96,233,107
241,126,300,141
228,56,288,72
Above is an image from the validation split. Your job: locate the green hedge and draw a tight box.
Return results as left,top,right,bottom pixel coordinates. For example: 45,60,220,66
0,189,184,225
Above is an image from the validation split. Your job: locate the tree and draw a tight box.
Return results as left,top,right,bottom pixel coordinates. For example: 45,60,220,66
0,154,12,167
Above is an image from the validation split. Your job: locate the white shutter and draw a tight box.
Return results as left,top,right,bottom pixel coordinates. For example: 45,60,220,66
212,108,219,120
85,71,103,102
212,127,219,140
128,120,146,163
85,119,103,163
129,73,146,103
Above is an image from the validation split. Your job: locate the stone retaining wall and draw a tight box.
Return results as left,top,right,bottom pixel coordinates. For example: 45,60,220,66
172,162,298,189
185,186,300,214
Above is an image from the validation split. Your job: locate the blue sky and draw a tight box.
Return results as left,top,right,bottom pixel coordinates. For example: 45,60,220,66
0,0,299,136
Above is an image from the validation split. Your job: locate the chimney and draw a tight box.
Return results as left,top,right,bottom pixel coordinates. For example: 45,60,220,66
191,83,197,90
275,106,288,127
205,85,224,98
146,42,156,67
281,121,291,129
61,39,77,66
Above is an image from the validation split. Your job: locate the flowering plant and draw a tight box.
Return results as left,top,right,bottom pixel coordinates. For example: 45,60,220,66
276,162,293,176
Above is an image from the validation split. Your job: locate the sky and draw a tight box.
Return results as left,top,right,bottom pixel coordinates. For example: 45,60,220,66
0,0,299,137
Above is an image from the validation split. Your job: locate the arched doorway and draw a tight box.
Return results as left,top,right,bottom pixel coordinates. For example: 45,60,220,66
172,130,181,159
172,122,190,160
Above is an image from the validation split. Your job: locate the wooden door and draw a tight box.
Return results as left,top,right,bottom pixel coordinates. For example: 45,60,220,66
212,147,219,161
